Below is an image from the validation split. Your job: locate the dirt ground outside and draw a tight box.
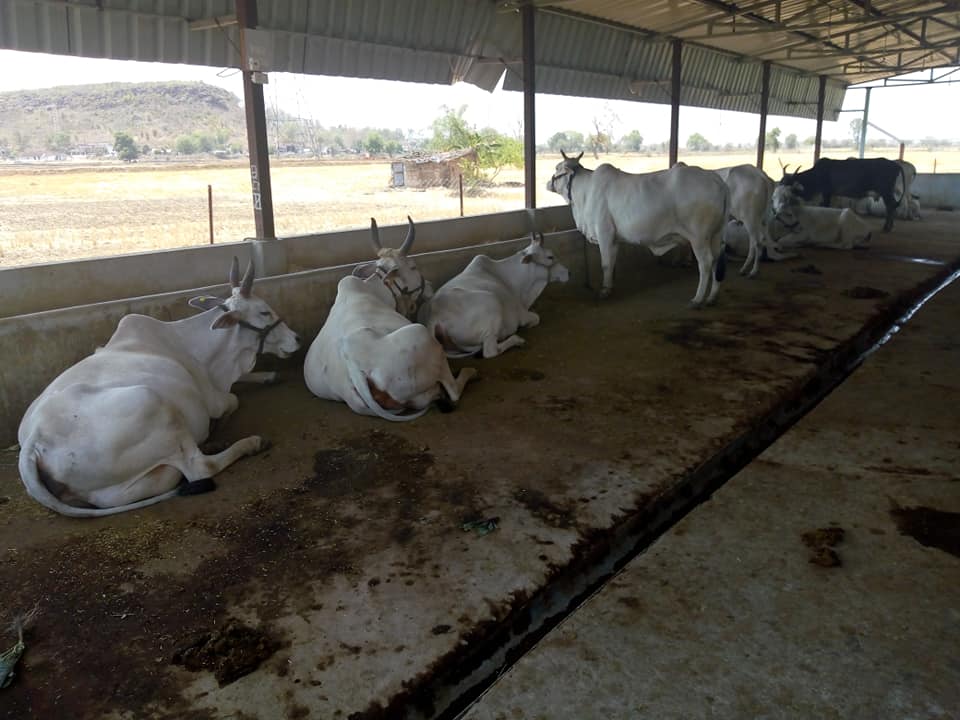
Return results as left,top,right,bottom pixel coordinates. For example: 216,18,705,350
1,148,957,268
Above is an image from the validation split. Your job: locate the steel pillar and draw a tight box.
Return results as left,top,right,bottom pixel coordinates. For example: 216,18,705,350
236,0,275,240
522,3,536,209
814,75,827,163
858,87,872,159
756,61,771,170
669,39,681,167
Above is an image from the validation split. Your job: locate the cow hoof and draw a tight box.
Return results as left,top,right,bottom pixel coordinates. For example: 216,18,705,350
688,300,704,310
598,287,613,299
178,477,217,496
255,437,273,454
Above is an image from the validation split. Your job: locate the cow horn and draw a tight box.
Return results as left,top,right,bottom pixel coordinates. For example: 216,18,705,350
229,256,240,288
400,215,415,255
574,151,584,161
369,218,382,251
561,149,569,160
239,261,255,298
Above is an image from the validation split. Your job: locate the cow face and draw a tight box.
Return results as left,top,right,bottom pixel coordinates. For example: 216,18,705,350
546,150,584,200
361,216,433,319
521,233,570,283
771,185,802,228
189,258,302,358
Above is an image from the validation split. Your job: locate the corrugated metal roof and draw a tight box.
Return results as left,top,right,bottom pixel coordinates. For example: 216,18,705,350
2,1,957,120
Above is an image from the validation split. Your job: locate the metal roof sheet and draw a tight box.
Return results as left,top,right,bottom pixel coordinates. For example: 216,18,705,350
2,1,957,121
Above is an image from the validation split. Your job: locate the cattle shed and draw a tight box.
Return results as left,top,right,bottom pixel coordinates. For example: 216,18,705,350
2,1,960,719
391,149,479,189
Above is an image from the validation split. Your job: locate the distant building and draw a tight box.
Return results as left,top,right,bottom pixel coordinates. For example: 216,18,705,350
391,148,478,189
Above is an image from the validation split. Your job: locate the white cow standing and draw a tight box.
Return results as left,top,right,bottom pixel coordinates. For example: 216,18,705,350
546,152,729,306
304,217,476,421
712,164,775,277
18,258,301,517
417,232,570,358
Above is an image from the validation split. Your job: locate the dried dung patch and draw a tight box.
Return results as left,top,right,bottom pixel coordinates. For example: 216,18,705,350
802,526,845,568
513,488,578,530
890,505,960,558
172,619,280,686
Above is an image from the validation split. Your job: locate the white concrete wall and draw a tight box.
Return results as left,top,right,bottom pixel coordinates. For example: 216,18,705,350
0,206,576,319
0,214,591,446
912,173,960,211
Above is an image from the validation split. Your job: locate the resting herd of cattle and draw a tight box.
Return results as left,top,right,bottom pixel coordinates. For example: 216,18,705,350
16,153,918,517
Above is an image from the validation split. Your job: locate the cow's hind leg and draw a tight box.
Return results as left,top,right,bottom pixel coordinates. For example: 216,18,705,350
438,365,478,407
690,246,713,307
882,194,896,231
482,334,525,359
170,432,267,483
597,229,619,298
84,465,183,509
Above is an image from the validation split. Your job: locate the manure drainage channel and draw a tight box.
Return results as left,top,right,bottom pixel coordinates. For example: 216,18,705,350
401,256,960,720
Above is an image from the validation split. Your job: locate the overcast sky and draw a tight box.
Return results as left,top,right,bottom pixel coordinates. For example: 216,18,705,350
2,49,958,146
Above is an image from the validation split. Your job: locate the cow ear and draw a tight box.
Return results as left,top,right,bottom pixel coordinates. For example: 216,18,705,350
188,295,223,311
521,254,533,264
211,311,240,330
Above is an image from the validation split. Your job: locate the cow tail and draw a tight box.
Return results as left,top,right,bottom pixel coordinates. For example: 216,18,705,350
894,163,906,208
341,348,430,423
715,184,730,283
18,436,179,518
434,323,475,359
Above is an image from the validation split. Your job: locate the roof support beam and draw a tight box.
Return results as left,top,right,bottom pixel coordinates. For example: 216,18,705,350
669,39,682,168
756,60,771,170
522,2,536,209
236,0,275,241
857,86,872,158
843,0,957,65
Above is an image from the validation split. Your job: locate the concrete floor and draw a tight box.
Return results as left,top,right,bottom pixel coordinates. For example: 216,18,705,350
461,255,960,720
0,212,958,720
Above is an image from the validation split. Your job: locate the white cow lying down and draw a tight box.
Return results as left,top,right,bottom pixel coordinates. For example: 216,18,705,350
304,217,476,421
417,232,570,358
726,184,872,259
18,258,301,517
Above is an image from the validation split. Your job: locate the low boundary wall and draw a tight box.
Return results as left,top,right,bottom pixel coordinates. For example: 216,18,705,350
913,173,960,211
0,205,599,445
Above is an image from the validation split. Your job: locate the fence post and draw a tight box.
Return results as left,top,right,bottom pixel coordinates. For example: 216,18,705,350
459,174,464,217
898,142,905,161
208,184,214,244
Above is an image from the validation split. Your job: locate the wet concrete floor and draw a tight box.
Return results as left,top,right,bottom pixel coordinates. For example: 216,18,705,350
461,237,960,720
0,212,957,719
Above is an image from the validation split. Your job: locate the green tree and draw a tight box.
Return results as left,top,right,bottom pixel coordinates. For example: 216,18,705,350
620,130,644,152
429,106,522,180
384,140,403,156
547,131,585,153
175,135,198,155
765,127,781,153
113,132,139,162
686,133,711,152
784,133,798,150
365,132,384,155
47,132,72,154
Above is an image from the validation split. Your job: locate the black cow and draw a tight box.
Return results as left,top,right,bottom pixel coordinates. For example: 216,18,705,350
781,157,905,232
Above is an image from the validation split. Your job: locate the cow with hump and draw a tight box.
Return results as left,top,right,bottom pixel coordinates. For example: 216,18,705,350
780,157,905,232
18,258,301,517
303,216,476,421
546,151,729,306
417,231,570,359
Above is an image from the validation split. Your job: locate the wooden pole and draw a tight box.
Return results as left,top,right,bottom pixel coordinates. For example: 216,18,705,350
459,174,464,217
208,184,214,244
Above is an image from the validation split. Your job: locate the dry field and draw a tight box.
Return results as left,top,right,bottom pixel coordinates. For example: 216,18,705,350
1,148,957,267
